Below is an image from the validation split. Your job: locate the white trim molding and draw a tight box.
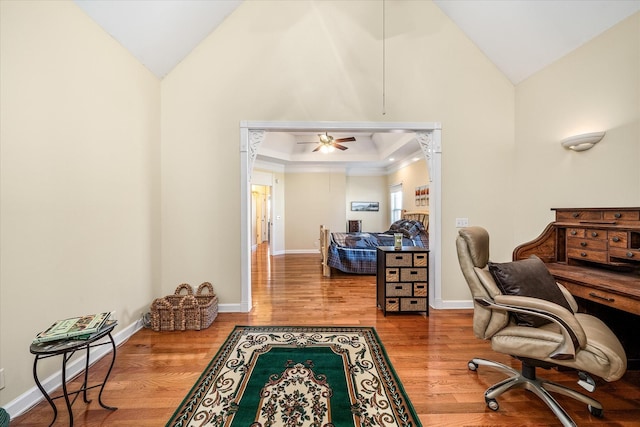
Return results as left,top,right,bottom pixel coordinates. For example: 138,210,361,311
240,121,444,312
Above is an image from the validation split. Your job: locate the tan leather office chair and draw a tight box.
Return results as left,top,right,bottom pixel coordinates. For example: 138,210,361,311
456,226,627,427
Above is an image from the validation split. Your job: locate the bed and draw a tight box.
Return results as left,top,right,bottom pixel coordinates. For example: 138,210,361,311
320,211,429,277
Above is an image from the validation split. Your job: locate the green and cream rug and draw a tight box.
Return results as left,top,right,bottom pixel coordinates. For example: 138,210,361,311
167,326,421,427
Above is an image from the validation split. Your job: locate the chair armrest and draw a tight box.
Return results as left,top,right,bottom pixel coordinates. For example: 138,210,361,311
475,295,587,360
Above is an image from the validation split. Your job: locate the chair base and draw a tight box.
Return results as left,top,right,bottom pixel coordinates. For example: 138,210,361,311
468,358,603,427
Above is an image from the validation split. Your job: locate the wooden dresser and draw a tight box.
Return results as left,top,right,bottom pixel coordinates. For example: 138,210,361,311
514,207,640,366
376,246,429,316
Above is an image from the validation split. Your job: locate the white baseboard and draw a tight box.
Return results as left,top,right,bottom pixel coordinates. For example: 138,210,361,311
4,319,144,420
432,298,474,310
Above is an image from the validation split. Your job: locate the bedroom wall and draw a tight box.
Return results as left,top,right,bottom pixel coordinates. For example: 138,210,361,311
387,159,431,222
346,175,388,232
0,0,160,406
161,0,516,306
284,172,347,251
514,12,640,245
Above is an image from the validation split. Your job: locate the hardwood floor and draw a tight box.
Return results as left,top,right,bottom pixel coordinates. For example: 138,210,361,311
11,244,640,426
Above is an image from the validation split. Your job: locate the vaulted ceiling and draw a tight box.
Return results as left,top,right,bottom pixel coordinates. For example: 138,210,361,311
73,0,640,173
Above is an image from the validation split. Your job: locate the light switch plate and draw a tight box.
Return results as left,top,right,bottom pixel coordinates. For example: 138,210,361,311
455,218,469,228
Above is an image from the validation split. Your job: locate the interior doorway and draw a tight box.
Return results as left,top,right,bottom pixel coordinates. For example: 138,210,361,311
251,184,271,248
240,121,442,313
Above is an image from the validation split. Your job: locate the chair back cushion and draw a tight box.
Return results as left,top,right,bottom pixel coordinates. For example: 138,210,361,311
456,227,509,339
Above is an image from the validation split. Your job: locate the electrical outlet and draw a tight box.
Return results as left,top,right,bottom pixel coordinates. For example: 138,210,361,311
0,368,5,390
455,218,469,228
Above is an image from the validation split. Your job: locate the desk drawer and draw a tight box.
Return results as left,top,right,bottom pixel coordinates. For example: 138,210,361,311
609,231,628,248
557,210,602,222
567,237,607,251
603,210,640,222
558,280,640,315
610,247,640,262
567,248,608,263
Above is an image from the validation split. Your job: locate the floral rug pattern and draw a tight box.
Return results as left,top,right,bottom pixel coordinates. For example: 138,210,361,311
167,326,421,427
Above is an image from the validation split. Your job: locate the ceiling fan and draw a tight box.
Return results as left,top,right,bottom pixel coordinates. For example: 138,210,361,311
298,132,356,153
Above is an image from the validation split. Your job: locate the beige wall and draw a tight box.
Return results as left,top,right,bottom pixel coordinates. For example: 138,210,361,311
346,175,389,232
514,13,640,245
284,172,347,250
0,1,160,406
161,0,515,307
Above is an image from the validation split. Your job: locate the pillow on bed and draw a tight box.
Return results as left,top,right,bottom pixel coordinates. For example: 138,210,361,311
388,219,405,232
488,255,572,327
398,220,425,239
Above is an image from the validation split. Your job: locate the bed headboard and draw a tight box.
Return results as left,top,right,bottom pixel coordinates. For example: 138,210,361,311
402,210,429,227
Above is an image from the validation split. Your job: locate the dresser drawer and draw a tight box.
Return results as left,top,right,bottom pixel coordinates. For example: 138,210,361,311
385,299,400,312
567,248,608,263
386,282,412,297
386,252,413,267
400,268,427,282
413,252,428,267
609,248,640,262
400,298,427,311
567,237,607,251
413,282,428,296
386,268,400,282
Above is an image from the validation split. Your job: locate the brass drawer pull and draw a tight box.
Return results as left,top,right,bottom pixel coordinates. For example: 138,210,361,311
612,236,620,242
614,213,622,218
571,230,577,235
589,292,615,303
580,242,587,247
591,231,598,237
581,252,587,257
627,252,634,258
572,212,580,218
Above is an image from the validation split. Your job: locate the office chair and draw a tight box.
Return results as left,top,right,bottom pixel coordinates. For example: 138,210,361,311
456,226,627,426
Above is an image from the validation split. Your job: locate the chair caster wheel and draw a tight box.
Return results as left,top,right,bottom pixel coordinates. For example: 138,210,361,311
468,361,478,371
485,397,499,411
588,405,603,418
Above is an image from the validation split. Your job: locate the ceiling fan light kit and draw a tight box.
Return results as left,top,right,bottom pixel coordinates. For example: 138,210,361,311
298,132,356,153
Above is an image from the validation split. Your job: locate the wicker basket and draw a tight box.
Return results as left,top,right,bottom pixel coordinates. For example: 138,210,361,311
195,282,218,330
150,283,218,332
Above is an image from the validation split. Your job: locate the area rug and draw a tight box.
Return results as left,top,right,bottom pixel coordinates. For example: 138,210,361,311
167,325,421,427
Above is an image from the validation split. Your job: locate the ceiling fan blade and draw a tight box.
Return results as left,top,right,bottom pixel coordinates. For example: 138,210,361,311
312,145,322,152
333,143,348,150
297,141,318,144
334,137,356,143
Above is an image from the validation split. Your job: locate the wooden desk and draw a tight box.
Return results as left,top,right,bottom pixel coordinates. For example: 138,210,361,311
514,207,640,366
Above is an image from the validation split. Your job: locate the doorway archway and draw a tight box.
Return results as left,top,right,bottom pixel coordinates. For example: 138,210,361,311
240,121,442,312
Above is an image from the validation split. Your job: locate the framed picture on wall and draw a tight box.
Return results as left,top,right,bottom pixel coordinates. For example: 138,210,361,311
351,201,379,212
415,185,429,206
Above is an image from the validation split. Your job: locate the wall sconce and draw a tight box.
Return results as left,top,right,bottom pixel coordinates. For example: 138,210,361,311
561,131,605,152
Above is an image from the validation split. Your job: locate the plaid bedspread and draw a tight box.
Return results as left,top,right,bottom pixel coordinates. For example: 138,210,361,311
327,232,428,274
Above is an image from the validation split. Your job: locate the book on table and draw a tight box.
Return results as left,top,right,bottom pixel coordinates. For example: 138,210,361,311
33,312,113,343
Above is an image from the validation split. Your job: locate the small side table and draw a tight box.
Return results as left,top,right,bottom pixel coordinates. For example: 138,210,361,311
30,322,118,426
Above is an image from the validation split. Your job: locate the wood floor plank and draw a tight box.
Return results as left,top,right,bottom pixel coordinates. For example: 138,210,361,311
10,244,640,426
